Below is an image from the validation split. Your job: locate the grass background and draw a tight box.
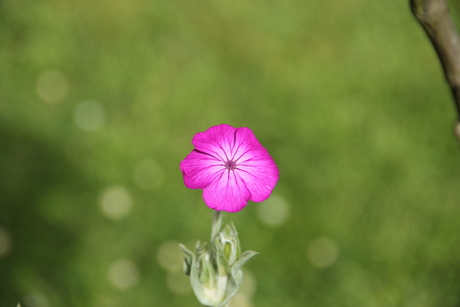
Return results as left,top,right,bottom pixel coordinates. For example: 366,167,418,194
1,0,460,306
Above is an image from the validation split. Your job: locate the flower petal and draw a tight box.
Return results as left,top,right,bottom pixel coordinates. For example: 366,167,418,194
202,170,251,212
232,128,279,202
192,124,236,162
230,127,262,162
180,124,279,211
236,155,279,202
180,150,225,189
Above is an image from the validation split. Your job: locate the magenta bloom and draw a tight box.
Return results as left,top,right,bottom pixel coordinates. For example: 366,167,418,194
180,124,279,212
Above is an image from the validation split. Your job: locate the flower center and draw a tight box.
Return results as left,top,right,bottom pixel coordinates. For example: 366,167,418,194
224,160,237,171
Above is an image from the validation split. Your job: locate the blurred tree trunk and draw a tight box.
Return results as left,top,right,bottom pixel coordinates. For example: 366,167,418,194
410,0,460,141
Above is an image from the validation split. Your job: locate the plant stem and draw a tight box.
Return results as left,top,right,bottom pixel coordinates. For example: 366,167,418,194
410,0,460,141
211,210,223,243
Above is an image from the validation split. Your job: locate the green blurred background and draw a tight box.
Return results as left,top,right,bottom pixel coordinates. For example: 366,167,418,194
1,0,460,306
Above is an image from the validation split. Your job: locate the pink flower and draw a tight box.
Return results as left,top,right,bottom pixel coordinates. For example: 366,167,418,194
180,124,279,212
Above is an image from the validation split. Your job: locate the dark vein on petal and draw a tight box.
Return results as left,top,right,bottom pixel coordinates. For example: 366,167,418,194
234,171,250,202
236,158,261,166
193,149,221,161
233,171,239,200
196,164,225,171
214,169,225,185
211,137,228,162
232,139,243,161
230,130,237,158
232,171,241,203
201,168,225,188
215,152,226,162
217,142,230,162
226,169,231,190
217,169,225,178
234,147,252,163
235,168,266,182
196,148,226,162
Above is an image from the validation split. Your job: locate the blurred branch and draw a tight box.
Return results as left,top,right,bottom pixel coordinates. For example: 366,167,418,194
410,0,460,141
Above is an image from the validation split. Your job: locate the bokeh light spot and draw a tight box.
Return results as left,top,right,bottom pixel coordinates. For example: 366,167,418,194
166,271,191,295
94,295,121,307
307,237,339,269
256,194,290,227
157,241,183,272
23,291,49,307
36,69,69,105
229,293,252,307
74,100,106,131
132,159,164,190
239,269,256,299
0,226,11,258
107,259,139,290
99,186,133,220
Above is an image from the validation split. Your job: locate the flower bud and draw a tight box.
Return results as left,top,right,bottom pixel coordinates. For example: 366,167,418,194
179,223,257,307
216,222,241,267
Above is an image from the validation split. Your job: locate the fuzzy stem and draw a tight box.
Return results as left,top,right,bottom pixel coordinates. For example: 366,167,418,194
410,0,460,141
211,210,223,243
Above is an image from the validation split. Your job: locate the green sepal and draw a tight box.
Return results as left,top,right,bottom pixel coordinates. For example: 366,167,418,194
179,243,194,276
179,215,258,307
231,250,258,277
